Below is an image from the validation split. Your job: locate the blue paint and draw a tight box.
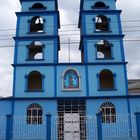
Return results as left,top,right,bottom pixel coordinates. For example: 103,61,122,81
19,0,58,4
14,41,18,65
42,44,45,60
27,19,30,33
85,66,89,96
92,17,95,33
3,95,140,101
94,44,98,59
96,113,103,140
53,40,57,63
15,15,20,37
54,66,57,97
96,73,100,90
12,62,127,67
79,0,117,10
83,13,86,36
6,115,13,140
26,45,29,60
12,66,17,97
43,19,46,33
135,113,140,139
114,73,117,90
127,98,132,137
55,0,58,10
42,74,45,91
120,39,125,62
14,35,59,41
84,39,88,63
25,74,28,91
124,64,129,95
108,18,112,32
117,14,123,35
46,114,52,140
78,10,122,28
110,43,114,59
16,10,60,15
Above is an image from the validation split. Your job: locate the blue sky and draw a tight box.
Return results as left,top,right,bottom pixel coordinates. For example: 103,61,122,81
0,0,140,97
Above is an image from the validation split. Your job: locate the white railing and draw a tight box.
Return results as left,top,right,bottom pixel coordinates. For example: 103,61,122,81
102,114,137,140
12,116,46,140
0,114,138,140
0,116,6,140
51,115,98,140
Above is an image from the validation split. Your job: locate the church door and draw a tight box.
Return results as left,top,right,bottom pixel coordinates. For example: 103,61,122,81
57,99,86,140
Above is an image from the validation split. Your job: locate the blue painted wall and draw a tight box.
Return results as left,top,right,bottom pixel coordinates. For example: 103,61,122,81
83,38,125,63
14,66,55,97
88,65,127,96
14,100,57,115
82,0,116,10
129,98,140,113
13,64,127,97
86,98,128,115
0,101,12,115
15,39,58,64
21,1,56,11
80,12,121,36
16,13,58,36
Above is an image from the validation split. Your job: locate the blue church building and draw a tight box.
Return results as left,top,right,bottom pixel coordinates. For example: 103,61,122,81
0,0,140,139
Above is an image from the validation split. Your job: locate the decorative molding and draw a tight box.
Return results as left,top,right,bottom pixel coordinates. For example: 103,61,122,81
1,95,140,101
12,62,128,67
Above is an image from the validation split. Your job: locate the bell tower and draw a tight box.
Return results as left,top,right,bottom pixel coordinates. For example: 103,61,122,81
78,0,128,95
13,0,60,97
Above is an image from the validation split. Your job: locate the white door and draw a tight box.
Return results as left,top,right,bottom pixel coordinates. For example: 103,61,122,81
64,113,80,140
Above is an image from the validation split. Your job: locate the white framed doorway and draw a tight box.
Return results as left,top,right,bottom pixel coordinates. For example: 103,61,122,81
64,113,80,140
57,99,86,140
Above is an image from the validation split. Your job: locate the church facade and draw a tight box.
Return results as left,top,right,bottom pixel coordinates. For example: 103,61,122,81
0,0,140,140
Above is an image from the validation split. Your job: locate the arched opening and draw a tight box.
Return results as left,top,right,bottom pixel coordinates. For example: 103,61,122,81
96,40,112,59
95,15,109,32
99,69,114,89
28,41,43,60
28,71,42,91
94,2,106,8
30,16,44,33
100,102,116,123
27,103,43,124
32,3,45,9
63,69,80,89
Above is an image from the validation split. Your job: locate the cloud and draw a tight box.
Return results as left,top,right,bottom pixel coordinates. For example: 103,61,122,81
0,48,13,97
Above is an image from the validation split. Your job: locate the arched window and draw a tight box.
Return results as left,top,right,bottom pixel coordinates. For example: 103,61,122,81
63,69,80,90
28,41,43,60
95,15,109,32
27,71,43,91
27,103,43,124
31,3,46,9
99,69,115,89
96,40,112,59
100,102,116,123
93,2,107,8
30,16,44,33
